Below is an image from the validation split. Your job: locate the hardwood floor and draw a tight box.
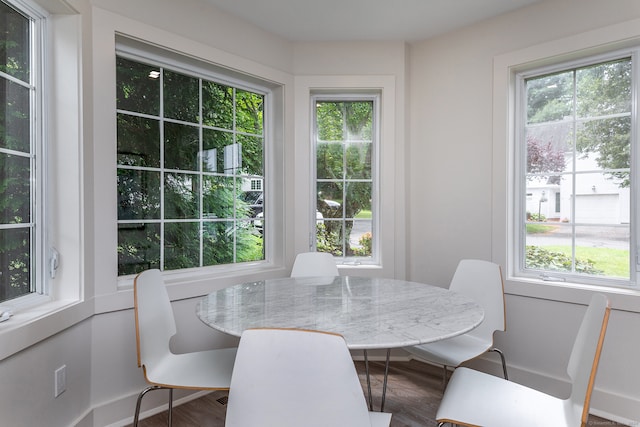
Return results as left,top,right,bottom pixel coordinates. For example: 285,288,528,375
132,360,625,427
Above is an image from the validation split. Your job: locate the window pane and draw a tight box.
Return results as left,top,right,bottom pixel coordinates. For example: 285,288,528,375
346,142,372,179
202,129,233,173
575,173,629,224
576,116,631,173
317,142,343,179
238,134,263,176
236,221,263,262
525,121,572,175
236,89,263,135
164,70,199,123
525,222,574,272
202,81,233,129
574,225,629,278
317,182,343,218
164,122,199,171
526,70,573,124
350,220,372,258
116,57,160,116
317,219,344,256
576,59,631,118
117,169,160,220
0,77,30,152
0,152,29,224
203,221,234,265
203,175,234,219
345,182,371,216
0,2,30,83
0,227,30,301
164,222,200,269
240,188,262,220
118,223,160,276
117,114,160,167
164,172,200,219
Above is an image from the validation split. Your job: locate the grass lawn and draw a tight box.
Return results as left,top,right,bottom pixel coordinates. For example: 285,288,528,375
542,245,629,278
355,209,372,219
526,223,558,234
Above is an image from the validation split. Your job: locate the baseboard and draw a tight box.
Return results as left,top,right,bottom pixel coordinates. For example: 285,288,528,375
89,388,212,427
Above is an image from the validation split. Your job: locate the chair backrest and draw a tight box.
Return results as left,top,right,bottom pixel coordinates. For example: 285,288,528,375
225,328,372,427
290,251,339,277
133,269,176,375
566,293,610,426
449,259,506,341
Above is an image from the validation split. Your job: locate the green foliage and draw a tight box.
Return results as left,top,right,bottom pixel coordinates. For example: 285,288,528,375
316,223,342,256
527,212,546,222
525,246,604,275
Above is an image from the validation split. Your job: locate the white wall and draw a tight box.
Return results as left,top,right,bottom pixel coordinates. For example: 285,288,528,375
407,0,640,423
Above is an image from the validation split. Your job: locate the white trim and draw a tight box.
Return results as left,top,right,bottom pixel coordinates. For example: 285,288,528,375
294,75,397,277
493,17,640,312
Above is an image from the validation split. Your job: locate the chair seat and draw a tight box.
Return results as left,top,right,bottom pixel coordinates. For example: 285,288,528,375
404,334,492,367
436,367,570,427
145,347,237,389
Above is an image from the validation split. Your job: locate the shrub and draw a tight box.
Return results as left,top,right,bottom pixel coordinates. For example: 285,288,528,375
525,246,603,275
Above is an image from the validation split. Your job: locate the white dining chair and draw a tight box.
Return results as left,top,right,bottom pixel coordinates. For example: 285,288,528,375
404,259,508,386
133,269,237,427
436,293,610,427
225,328,392,427
290,251,339,277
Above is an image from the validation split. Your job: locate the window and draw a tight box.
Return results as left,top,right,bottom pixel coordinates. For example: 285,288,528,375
312,96,377,263
516,53,634,286
116,54,267,276
0,0,46,304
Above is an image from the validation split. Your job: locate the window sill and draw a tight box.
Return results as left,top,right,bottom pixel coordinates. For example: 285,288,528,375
0,299,91,361
504,276,640,313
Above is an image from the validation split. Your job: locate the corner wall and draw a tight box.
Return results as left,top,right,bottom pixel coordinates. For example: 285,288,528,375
407,0,640,423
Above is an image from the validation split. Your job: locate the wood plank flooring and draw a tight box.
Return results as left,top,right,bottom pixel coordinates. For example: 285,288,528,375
132,359,626,427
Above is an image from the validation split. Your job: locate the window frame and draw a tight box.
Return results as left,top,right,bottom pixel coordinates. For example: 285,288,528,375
492,19,640,312
513,49,637,289
310,93,380,265
0,0,50,308
114,36,284,286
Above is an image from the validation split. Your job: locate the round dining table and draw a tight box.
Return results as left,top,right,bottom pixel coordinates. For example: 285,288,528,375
196,275,484,411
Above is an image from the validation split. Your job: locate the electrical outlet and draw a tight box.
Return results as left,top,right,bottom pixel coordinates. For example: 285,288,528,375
54,365,66,397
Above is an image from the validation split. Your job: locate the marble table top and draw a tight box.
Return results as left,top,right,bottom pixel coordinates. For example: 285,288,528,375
196,276,484,350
